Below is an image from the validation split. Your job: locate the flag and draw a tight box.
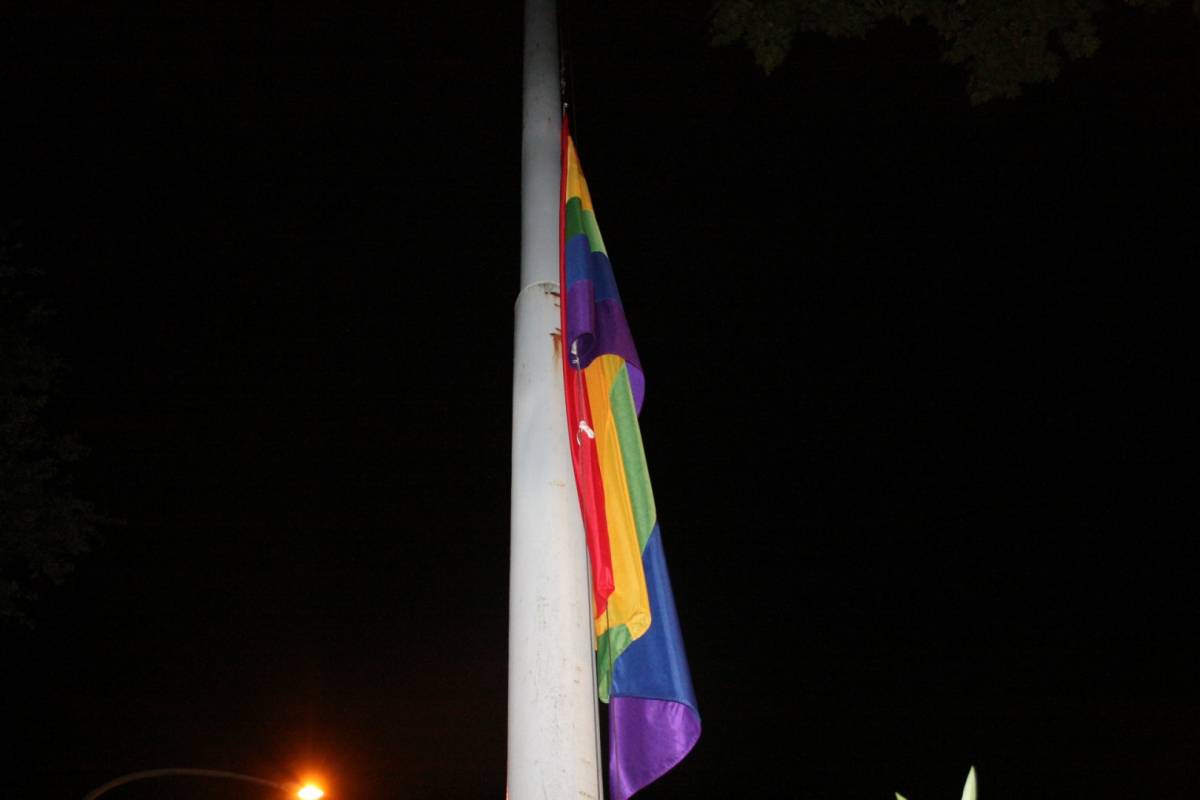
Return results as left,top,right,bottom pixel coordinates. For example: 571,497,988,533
559,122,701,800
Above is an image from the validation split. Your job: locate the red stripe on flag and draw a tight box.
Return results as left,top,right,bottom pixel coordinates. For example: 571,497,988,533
559,117,615,618
567,365,615,616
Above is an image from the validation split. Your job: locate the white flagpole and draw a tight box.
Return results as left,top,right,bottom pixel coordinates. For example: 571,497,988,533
508,0,603,798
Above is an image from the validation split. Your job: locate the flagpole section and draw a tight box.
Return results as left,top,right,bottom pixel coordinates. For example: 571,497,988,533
508,1,603,799
508,284,601,800
519,0,563,290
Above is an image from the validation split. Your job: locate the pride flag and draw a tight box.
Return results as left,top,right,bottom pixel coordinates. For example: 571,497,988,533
559,124,701,800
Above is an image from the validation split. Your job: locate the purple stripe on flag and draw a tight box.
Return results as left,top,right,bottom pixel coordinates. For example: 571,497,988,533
565,283,645,410
608,697,702,800
566,278,596,367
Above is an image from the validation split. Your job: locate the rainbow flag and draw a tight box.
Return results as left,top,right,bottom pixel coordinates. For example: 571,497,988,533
559,123,701,800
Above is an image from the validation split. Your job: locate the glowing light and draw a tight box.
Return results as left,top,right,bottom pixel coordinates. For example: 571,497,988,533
297,784,325,800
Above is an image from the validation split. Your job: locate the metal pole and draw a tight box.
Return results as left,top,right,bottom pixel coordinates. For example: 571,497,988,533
519,0,563,291
508,0,603,798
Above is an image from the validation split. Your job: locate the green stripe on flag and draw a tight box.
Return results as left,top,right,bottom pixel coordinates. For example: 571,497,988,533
582,209,606,255
566,197,585,240
596,623,633,703
610,365,655,550
565,197,607,255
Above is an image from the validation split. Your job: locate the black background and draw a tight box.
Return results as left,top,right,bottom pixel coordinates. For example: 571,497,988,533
2,2,1196,798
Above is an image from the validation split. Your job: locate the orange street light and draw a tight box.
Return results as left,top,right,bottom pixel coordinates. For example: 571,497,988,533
297,784,326,800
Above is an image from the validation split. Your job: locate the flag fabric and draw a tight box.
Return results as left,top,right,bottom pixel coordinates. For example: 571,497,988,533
559,122,701,800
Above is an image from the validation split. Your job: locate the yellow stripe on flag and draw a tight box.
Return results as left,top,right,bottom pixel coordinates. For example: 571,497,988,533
565,138,595,214
584,354,650,641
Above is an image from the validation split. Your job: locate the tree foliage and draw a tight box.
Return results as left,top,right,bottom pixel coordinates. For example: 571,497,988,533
711,0,1180,103
1,226,99,624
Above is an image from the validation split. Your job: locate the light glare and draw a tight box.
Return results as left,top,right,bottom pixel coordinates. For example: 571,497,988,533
297,785,325,800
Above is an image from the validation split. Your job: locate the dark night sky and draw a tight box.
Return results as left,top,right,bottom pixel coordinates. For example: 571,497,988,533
2,2,1196,799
